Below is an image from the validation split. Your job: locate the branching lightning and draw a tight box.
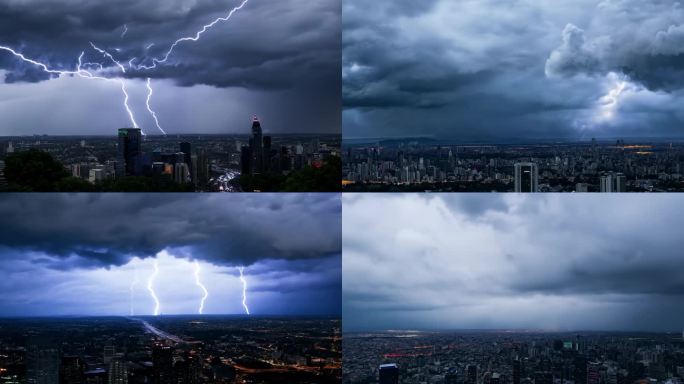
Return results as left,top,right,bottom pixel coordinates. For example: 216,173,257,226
238,266,250,315
136,0,250,70
146,78,166,135
147,260,161,316
0,0,251,134
194,261,209,315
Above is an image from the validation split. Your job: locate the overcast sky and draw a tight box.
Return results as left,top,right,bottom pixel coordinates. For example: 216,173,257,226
343,0,684,141
0,194,341,316
0,0,340,136
343,194,684,332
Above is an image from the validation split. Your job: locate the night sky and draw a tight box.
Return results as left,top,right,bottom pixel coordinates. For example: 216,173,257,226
343,0,684,141
343,194,684,332
0,194,341,317
0,0,340,136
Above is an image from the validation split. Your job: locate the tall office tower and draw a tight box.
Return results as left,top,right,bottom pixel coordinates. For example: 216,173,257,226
152,344,174,384
116,128,142,177
179,142,192,167
196,150,209,186
26,343,59,384
379,364,399,384
513,359,521,384
514,162,539,192
174,162,190,184
614,173,626,192
587,363,600,384
103,345,115,365
251,116,264,175
467,365,478,384
600,172,627,192
108,358,128,384
59,356,85,384
534,371,553,384
0,160,6,189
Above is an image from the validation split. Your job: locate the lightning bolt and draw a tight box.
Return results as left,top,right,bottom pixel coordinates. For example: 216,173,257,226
193,261,209,315
0,46,141,131
147,259,160,316
136,0,250,70
145,78,166,135
238,266,250,315
0,0,251,134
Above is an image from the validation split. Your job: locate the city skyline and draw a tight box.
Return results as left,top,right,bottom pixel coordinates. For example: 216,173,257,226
0,194,342,316
343,0,684,141
343,194,684,332
0,0,341,136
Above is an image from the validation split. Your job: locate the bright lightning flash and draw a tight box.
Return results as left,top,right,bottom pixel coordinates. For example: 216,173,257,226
193,261,209,315
147,260,160,316
137,0,250,70
146,78,166,135
0,0,251,134
238,266,250,315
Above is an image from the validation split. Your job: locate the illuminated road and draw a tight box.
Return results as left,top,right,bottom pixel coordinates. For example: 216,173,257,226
131,318,184,343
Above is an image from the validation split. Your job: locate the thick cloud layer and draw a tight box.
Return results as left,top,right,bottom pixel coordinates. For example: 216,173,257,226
343,194,684,331
343,0,684,140
0,194,341,268
0,0,341,134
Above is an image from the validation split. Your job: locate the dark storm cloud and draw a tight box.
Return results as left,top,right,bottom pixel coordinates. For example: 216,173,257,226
0,193,341,269
343,0,684,140
0,0,340,90
343,194,684,331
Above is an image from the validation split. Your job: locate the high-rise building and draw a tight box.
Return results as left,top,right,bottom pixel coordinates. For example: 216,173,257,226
174,162,190,184
116,128,142,177
574,356,587,384
514,162,539,192
26,343,59,384
103,345,115,365
513,359,521,384
108,358,128,384
600,172,626,192
0,160,6,189
251,116,264,175
179,142,192,167
379,364,399,384
152,344,173,384
467,365,478,384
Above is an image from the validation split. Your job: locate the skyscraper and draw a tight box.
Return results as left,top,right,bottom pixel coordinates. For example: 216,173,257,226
514,162,539,192
600,172,627,192
108,358,128,384
26,342,59,384
379,363,399,384
116,128,142,177
251,115,264,175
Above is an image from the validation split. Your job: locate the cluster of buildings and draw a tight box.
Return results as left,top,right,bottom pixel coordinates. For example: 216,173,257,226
343,332,684,384
240,116,335,177
115,128,210,186
0,316,342,384
342,140,684,192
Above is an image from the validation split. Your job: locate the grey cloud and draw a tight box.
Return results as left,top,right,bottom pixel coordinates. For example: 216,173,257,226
0,193,341,269
343,194,684,331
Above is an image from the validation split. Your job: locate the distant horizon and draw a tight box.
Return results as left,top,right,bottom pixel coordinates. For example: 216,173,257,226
344,328,684,334
342,135,684,145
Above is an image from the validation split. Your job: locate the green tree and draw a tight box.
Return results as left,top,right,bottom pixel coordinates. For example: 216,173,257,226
4,149,70,191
